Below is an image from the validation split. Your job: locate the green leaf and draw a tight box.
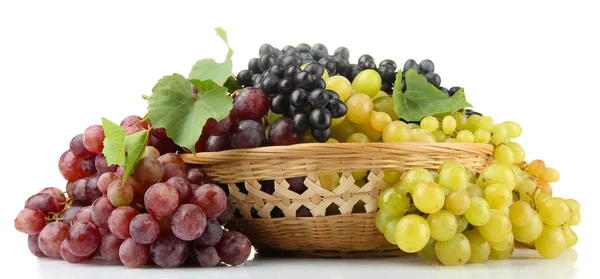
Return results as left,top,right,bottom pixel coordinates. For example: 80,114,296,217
188,27,234,85
142,94,151,101
122,130,149,180
147,74,232,154
101,117,126,166
393,69,472,121
223,75,241,93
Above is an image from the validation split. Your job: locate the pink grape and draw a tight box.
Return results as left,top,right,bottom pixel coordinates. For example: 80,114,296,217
108,206,138,239
28,235,45,257
95,154,118,174
119,238,150,268
98,172,119,195
196,246,221,267
150,233,188,268
217,200,234,225
187,168,211,185
204,109,239,136
129,213,161,244
162,163,186,181
59,205,82,224
60,240,87,263
39,187,66,204
58,150,90,181
157,153,186,169
215,230,252,266
192,184,227,219
233,87,269,120
99,233,123,263
82,125,105,154
81,155,98,174
120,115,149,130
91,197,116,229
196,219,223,246
73,176,102,205
166,177,193,204
38,222,69,258
66,221,102,257
73,206,92,224
14,208,46,235
25,193,60,215
133,157,164,186
171,204,207,241
70,133,92,157
144,183,179,217
107,180,134,207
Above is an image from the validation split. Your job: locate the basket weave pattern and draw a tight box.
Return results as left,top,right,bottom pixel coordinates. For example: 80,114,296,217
183,142,494,255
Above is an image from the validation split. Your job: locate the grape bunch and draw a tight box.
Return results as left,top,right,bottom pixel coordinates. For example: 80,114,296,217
15,116,253,268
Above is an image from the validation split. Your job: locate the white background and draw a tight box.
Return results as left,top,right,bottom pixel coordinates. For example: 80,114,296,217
1,0,598,278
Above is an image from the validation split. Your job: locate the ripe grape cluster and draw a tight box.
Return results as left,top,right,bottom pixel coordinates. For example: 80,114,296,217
15,116,253,268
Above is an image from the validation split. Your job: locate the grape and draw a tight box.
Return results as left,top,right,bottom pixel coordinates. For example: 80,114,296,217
484,184,512,209
418,59,435,73
346,93,373,124
59,150,90,181
435,233,470,266
535,226,567,259
564,199,580,216
505,142,525,163
346,132,369,143
217,201,235,226
133,157,164,186
502,121,522,138
99,233,124,263
187,168,210,186
394,214,430,253
477,116,494,131
311,127,331,143
377,65,395,83
98,172,119,196
427,210,458,241
570,213,581,226
165,177,193,205
196,246,221,267
259,54,276,72
118,238,150,268
494,144,515,165
309,43,328,61
192,184,227,219
289,88,308,109
368,112,392,133
162,163,187,182
150,233,188,268
456,215,469,233
456,130,475,143
149,128,180,154
120,115,149,130
141,146,160,160
356,122,381,142
477,163,516,191
562,226,578,247
309,109,332,131
378,188,410,216
14,208,46,235
490,124,509,145
268,117,300,146
375,210,394,233
170,204,207,241
60,240,88,263
445,190,471,215
473,128,491,143
419,116,438,132
490,232,514,251
383,217,401,244
513,211,544,243
128,213,161,245
66,221,102,257
197,219,223,246
417,240,437,261
478,210,512,242
145,183,179,217
36,222,69,258
70,134,92,157
467,115,481,131
326,76,352,101
437,161,468,191
214,230,251,266
80,156,98,176
39,187,66,205
94,153,117,174
463,229,490,263
82,125,105,154
382,169,402,186
73,206,92,224
351,69,381,98
25,193,60,215
382,121,410,142
372,96,399,119
538,197,570,226
326,99,348,120
540,167,560,182
233,87,269,120
440,115,456,135
489,243,514,260
410,129,436,143
509,201,534,226
91,197,116,229
402,168,434,193
412,181,445,214
229,120,265,149
107,180,134,207
156,153,184,168
465,197,491,226
526,159,545,177
292,112,310,132
205,109,239,137
108,206,138,239
27,235,45,257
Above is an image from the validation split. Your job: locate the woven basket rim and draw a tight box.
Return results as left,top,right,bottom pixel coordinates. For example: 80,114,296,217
182,142,494,165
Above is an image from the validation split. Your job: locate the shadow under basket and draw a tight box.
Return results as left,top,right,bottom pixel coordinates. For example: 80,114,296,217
182,142,494,257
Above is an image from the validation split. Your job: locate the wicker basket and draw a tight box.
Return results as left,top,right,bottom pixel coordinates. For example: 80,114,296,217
182,142,494,257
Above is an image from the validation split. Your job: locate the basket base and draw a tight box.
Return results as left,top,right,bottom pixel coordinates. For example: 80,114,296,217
255,248,407,258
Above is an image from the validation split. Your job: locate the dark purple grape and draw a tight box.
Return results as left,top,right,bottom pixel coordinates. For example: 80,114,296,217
268,117,300,146
403,59,420,72
214,231,252,266
294,71,315,90
326,99,348,118
309,108,332,130
270,94,290,115
425,72,441,87
449,86,462,96
248,58,261,73
277,77,295,95
205,135,231,152
304,62,325,77
233,87,270,121
440,87,449,96
25,193,60,215
346,64,363,81
313,77,326,90
260,74,280,95
196,219,223,247
292,112,310,132
282,45,295,53
204,109,239,136
284,65,301,78
95,153,118,174
289,88,308,108
333,55,350,75
28,235,46,257
361,59,377,70
259,43,275,56
378,64,396,83
334,46,349,59
81,155,97,174
149,128,180,155
258,54,276,72
268,63,286,78
229,120,265,149
99,233,123,263
379,59,397,71
419,59,435,74
286,177,307,194
310,43,328,61
196,246,221,267
281,55,301,67
319,57,337,74
187,168,211,186
358,54,374,65
308,89,329,108
217,200,234,225
300,52,314,63
311,127,331,143
237,70,254,87
296,43,311,53
380,83,393,94
326,90,340,100
70,134,92,157
150,233,188,268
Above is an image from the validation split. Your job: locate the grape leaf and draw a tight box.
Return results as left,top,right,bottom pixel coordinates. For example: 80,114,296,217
393,69,472,121
122,130,149,180
101,117,126,166
223,75,241,93
188,27,233,85
147,73,232,154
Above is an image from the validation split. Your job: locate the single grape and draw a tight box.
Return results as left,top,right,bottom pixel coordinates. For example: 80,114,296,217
509,200,534,226
196,246,221,267
187,168,211,186
412,181,445,214
119,238,150,268
150,233,188,268
465,197,491,226
144,183,179,217
91,197,116,229
128,213,161,245
419,116,439,132
562,226,578,248
192,184,227,219
58,150,90,181
346,93,373,124
540,167,560,182
156,153,185,168
513,211,544,242
351,69,382,98
277,77,295,95
463,229,490,263
456,130,475,143
95,153,118,174
427,210,458,241
108,206,138,239
437,161,468,191
28,235,45,257
478,210,512,242
106,180,134,207
171,204,207,241
66,221,102,257
166,177,193,204
441,115,456,135
474,128,491,143
237,69,254,87
435,233,471,266
73,206,92,224
494,144,515,165
326,76,352,101
445,190,471,215
368,112,392,133
565,199,580,216
197,219,223,247
233,87,270,120
382,217,401,244
99,233,123,263
215,230,251,266
25,193,60,215
14,208,46,235
484,184,513,209
229,119,265,149
269,117,300,146
82,125,105,154
394,214,430,253
217,200,235,225
535,226,567,259
402,168,434,193
490,232,514,251
162,163,187,182
502,121,522,138
378,187,410,216
505,142,525,163
477,163,517,191
70,133,92,157
382,121,410,142
60,240,88,263
311,127,331,143
490,124,509,145
37,222,70,258
538,197,570,226
382,169,402,186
